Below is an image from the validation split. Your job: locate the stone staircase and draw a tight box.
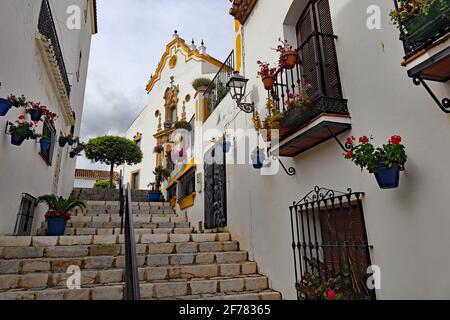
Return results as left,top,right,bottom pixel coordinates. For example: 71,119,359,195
0,200,282,300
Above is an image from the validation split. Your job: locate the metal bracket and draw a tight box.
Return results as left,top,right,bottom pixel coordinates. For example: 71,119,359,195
413,77,450,114
325,126,350,152
4,121,11,135
272,155,296,176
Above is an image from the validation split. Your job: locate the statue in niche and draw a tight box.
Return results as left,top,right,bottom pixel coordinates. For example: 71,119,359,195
163,76,179,124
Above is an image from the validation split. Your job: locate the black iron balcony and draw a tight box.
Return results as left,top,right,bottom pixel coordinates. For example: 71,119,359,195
38,0,71,98
393,0,450,59
269,32,350,157
204,51,235,114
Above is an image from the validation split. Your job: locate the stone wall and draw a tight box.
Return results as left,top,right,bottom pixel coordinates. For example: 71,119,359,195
72,188,150,202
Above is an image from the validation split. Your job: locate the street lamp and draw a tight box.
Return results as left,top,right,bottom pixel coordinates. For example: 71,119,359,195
226,71,255,113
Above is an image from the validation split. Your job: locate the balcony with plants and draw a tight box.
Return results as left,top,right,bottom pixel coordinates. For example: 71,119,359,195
255,35,351,158
390,0,450,113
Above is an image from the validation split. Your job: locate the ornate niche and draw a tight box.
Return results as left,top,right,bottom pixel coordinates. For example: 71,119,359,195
163,76,180,127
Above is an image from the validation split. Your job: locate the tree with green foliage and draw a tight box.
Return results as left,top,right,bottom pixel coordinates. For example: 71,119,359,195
94,180,117,189
84,136,143,188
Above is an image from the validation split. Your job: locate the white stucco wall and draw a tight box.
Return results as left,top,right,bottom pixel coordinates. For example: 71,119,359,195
73,178,96,189
0,0,95,235
194,0,450,300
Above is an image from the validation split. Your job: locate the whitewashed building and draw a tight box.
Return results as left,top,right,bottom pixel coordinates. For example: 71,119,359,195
0,0,97,235
74,169,119,189
145,0,450,300
123,33,225,202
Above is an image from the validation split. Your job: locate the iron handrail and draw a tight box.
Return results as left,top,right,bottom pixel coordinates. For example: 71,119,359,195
118,172,140,300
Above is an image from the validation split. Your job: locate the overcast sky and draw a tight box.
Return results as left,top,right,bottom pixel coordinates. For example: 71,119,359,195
77,0,234,170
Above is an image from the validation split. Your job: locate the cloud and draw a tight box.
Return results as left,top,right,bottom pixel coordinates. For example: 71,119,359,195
77,0,234,170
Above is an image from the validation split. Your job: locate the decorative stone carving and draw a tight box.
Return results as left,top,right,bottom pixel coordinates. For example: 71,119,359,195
229,0,257,25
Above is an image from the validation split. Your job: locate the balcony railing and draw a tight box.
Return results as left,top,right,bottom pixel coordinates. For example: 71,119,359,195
393,0,450,58
269,32,350,157
38,0,71,98
204,51,235,113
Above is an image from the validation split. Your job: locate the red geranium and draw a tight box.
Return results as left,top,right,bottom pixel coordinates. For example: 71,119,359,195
18,114,26,121
390,135,402,145
344,150,353,159
359,136,369,144
257,61,277,78
44,210,72,221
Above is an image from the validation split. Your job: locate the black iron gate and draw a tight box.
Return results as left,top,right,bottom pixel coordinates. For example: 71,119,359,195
290,187,375,300
14,193,37,236
204,145,227,229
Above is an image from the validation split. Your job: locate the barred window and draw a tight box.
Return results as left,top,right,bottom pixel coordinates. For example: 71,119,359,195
178,169,195,200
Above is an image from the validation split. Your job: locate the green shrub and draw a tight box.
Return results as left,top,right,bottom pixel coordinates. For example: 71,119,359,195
94,180,116,189
192,78,214,91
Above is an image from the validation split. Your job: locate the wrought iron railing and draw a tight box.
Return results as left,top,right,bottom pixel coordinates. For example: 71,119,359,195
204,51,235,113
118,173,141,300
393,0,450,58
290,187,375,301
268,32,348,136
38,0,71,98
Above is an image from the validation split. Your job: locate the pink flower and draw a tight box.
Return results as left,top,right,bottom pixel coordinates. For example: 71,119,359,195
327,289,335,300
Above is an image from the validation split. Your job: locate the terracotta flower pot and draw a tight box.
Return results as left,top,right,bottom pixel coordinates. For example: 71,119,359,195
262,75,276,91
282,51,299,70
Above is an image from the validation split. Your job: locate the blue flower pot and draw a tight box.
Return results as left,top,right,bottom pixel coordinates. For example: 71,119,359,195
68,139,75,146
30,109,43,121
47,217,68,236
374,162,400,189
58,138,67,147
251,150,265,169
11,132,26,146
40,139,51,151
148,191,162,202
0,98,13,116
223,141,231,153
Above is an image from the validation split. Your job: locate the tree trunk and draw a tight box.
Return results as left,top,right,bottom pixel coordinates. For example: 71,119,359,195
110,163,114,189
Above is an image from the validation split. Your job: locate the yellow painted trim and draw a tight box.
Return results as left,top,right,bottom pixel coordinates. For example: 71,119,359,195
234,20,241,33
179,192,196,210
202,98,210,122
169,55,178,69
195,99,199,124
146,38,225,93
235,34,242,72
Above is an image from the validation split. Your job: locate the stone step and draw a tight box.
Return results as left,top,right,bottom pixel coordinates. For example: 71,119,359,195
84,201,172,208
37,227,194,236
41,221,191,230
0,242,241,273
75,209,176,216
0,275,277,300
68,214,186,223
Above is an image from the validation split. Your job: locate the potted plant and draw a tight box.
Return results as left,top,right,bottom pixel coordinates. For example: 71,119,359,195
39,135,52,152
0,94,27,116
174,120,192,131
257,61,277,91
149,166,171,202
390,0,450,42
344,135,407,189
58,134,70,147
8,115,38,146
276,38,300,70
192,77,214,92
26,102,48,122
253,97,284,142
281,85,314,129
251,147,266,169
68,136,78,146
69,143,85,159
38,195,86,236
154,144,164,154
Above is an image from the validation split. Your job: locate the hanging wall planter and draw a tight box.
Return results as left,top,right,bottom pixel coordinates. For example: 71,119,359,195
0,98,13,116
281,51,299,70
58,137,68,148
68,139,75,146
251,148,266,169
262,75,276,91
373,162,401,189
11,132,26,146
344,135,407,190
29,109,43,122
223,141,231,153
40,137,52,151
